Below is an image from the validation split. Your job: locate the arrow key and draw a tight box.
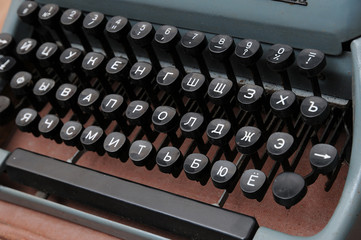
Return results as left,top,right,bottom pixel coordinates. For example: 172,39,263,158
309,144,339,175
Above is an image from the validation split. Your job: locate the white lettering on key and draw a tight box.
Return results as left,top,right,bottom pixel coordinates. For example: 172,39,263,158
60,87,72,97
184,117,197,127
247,172,259,187
106,98,118,108
186,77,199,87
190,158,202,168
157,111,168,121
276,95,289,105
211,124,224,135
213,82,226,94
133,104,143,113
240,131,255,142
274,138,285,149
217,166,228,177
308,101,318,113
41,46,53,56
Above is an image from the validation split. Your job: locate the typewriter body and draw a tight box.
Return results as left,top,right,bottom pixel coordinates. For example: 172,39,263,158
1,0,361,239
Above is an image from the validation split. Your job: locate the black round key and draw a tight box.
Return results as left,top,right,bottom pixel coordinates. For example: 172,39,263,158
181,72,207,98
237,85,264,112
156,67,181,93
59,48,89,87
0,56,17,80
208,35,236,82
125,100,151,125
129,62,159,105
33,78,66,117
101,94,131,135
272,172,307,209
126,100,156,141
60,47,83,70
267,132,294,171
208,78,234,104
129,140,156,169
78,88,108,127
181,72,209,118
56,83,88,123
206,119,232,146
15,108,40,136
16,38,37,60
38,4,70,48
130,22,155,47
83,12,106,35
17,1,39,25
101,94,125,119
82,52,106,77
236,126,263,169
266,44,295,90
106,16,131,40
266,44,295,72
83,12,114,57
103,132,129,161
267,132,295,161
235,126,263,155
156,146,183,176
80,125,106,155
106,16,136,64
270,90,298,135
38,114,63,143
82,52,112,93
181,30,211,80
0,96,14,125
10,71,33,96
61,9,83,32
240,169,268,201
235,39,263,87
0,33,15,55
235,39,263,67
61,9,92,53
156,67,185,113
297,49,326,96
36,42,66,79
309,144,339,174
300,96,329,126
180,112,205,139
181,31,208,56
152,106,179,133
60,121,83,149
209,35,235,60
180,112,208,152
130,22,160,71
38,4,61,27
208,78,236,124
106,57,130,81
155,25,180,50
10,71,44,111
129,62,153,86
154,25,185,75
270,90,298,118
211,160,238,192
297,49,326,78
207,119,234,160
183,153,211,185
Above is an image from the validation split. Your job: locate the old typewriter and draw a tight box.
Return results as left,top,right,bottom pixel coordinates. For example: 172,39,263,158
1,0,361,239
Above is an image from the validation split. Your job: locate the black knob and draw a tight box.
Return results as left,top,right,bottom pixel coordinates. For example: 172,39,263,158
80,126,107,155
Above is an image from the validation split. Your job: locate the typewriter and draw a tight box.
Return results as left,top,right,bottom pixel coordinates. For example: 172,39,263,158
0,0,361,239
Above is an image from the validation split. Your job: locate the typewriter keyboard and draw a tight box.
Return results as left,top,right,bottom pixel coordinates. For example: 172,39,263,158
0,1,352,239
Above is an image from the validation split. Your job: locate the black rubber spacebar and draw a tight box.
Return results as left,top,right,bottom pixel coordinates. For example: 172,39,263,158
5,149,258,240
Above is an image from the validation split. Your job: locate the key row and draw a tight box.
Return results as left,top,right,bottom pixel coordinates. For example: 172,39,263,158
0,2,327,96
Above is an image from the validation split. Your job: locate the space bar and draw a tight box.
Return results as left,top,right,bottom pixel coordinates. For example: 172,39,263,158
5,149,258,240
